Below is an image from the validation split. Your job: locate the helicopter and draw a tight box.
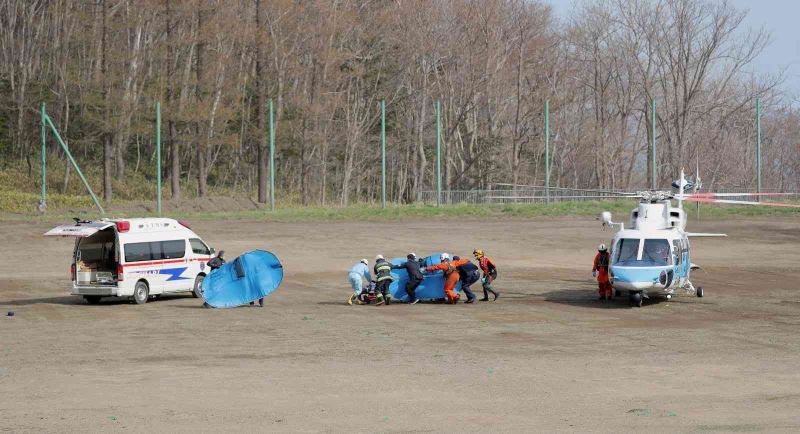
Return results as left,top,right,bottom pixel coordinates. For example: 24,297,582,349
599,169,799,307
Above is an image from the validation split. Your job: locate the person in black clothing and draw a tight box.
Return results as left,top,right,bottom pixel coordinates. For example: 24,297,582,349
373,255,393,305
391,252,423,304
452,256,478,303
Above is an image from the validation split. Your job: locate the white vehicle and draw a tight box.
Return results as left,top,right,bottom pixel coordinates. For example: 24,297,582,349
45,218,215,305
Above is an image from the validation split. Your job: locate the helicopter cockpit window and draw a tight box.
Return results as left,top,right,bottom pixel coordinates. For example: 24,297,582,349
673,239,682,265
614,238,640,265
641,239,672,266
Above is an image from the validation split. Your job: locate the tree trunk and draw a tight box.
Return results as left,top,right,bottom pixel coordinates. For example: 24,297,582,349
101,0,113,202
166,0,181,199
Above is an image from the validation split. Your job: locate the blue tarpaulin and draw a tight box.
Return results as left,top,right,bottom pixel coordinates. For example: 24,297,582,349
202,250,284,308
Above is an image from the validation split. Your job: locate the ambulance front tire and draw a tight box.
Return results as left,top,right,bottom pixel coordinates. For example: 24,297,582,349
133,280,149,305
192,274,205,298
615,289,622,297
84,295,101,305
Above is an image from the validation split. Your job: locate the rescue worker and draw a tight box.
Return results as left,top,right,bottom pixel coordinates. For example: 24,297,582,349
391,252,423,304
422,253,469,304
374,255,393,306
473,249,499,301
592,243,612,300
453,256,478,303
347,258,372,305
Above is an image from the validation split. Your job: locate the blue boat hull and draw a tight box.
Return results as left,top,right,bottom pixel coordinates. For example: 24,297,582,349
202,250,284,308
388,253,461,302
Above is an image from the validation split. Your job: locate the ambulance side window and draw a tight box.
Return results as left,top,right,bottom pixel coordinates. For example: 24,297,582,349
162,240,186,259
125,242,152,262
189,238,210,255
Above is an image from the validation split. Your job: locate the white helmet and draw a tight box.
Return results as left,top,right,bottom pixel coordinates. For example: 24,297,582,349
440,253,450,261
360,258,369,266
375,254,384,261
408,252,417,260
598,243,607,252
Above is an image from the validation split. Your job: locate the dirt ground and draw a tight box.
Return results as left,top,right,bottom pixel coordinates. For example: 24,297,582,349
1,215,799,433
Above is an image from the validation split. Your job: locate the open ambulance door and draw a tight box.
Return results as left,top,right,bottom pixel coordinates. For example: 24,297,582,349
44,221,114,238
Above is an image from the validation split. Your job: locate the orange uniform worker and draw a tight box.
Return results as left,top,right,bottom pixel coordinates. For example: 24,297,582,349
473,249,499,301
423,253,468,304
593,243,612,300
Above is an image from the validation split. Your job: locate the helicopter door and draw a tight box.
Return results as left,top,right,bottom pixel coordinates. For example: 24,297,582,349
672,239,688,283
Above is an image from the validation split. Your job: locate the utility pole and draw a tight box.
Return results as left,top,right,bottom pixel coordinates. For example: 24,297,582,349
156,102,162,215
436,99,442,206
381,99,386,209
269,98,276,211
545,98,550,203
756,97,762,193
651,99,657,190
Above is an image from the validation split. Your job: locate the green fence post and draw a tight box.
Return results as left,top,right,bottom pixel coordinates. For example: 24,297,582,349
436,99,441,207
651,99,657,190
156,101,162,215
269,98,275,211
545,98,550,203
41,102,46,209
381,99,386,209
44,115,105,214
756,97,761,193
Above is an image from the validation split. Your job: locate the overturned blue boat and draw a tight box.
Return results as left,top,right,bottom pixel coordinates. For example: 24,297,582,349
202,250,284,308
388,252,462,302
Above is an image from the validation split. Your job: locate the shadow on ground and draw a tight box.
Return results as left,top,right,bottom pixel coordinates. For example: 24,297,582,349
541,289,671,309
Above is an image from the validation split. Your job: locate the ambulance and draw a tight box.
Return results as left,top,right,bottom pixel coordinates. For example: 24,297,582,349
45,218,215,305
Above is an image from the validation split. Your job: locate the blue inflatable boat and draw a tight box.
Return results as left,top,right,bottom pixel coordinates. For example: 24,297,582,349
202,250,284,308
388,252,461,302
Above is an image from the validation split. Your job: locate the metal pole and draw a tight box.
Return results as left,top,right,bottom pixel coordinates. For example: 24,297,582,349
651,99,657,190
155,101,162,215
41,102,46,209
44,115,105,214
545,98,550,203
756,97,762,193
269,98,275,211
436,99,441,207
381,99,386,209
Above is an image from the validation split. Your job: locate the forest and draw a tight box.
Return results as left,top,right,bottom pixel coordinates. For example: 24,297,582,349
1,0,798,207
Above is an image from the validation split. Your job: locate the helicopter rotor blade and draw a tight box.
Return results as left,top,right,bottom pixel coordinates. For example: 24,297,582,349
678,192,797,198
684,197,800,208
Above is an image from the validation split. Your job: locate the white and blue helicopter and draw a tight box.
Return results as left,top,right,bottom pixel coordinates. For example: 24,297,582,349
599,169,799,307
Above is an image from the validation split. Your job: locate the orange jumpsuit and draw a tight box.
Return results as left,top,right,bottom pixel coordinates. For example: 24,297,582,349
425,258,469,303
593,252,611,298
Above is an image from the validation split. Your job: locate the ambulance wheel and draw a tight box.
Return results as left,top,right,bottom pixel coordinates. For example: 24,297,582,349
84,295,101,305
630,292,642,308
696,287,704,298
615,289,622,297
133,281,149,305
192,274,205,298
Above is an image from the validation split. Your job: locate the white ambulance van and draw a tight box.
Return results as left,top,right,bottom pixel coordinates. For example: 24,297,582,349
45,218,215,305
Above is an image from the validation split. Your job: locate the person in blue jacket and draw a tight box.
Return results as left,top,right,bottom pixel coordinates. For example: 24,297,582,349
347,259,372,305
453,256,479,303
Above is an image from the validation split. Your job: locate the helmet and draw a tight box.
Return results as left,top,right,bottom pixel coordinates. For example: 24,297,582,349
360,258,369,266
453,256,461,261
407,252,417,260
598,243,607,252
375,254,384,261
473,249,484,258
440,253,450,261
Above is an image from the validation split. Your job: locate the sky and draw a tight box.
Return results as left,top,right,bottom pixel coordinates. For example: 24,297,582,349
547,0,800,99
